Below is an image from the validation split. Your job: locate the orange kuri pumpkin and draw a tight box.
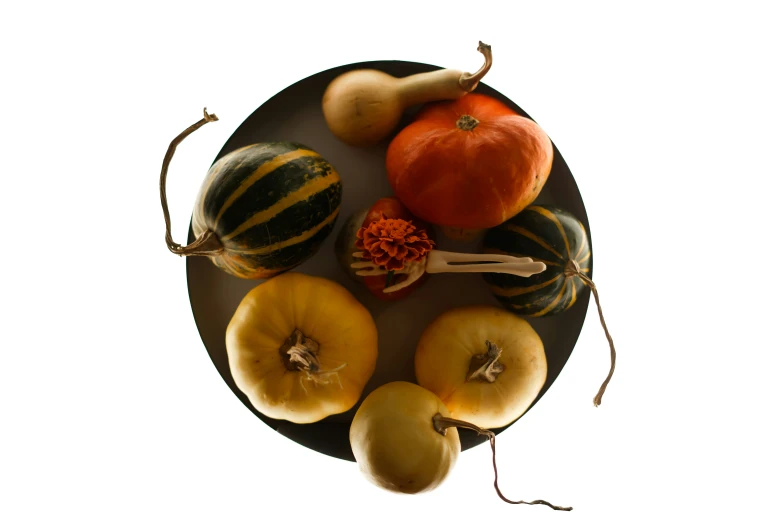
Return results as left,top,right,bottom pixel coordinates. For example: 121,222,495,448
385,93,553,237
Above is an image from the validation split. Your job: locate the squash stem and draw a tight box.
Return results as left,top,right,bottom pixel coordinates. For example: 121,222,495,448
456,115,480,131
280,329,321,372
466,340,505,383
431,413,572,511
458,41,493,92
160,108,224,257
565,259,616,407
280,330,346,389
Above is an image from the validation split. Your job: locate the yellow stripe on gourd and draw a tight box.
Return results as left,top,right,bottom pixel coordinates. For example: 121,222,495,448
503,224,564,260
221,171,340,241
226,207,340,255
488,274,562,297
531,280,568,317
568,277,578,308
529,206,571,258
195,144,256,228
530,257,561,267
574,222,588,260
214,149,321,225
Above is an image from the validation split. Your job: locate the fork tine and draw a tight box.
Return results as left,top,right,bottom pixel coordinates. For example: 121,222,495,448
441,262,547,277
434,250,534,265
426,250,546,277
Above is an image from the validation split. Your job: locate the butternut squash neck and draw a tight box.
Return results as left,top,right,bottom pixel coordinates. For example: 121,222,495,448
394,41,493,107
394,68,471,107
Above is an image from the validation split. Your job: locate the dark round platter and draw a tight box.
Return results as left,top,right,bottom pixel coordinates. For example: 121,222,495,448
186,59,593,462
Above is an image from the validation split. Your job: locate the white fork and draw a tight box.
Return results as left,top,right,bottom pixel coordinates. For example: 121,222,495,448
351,250,547,293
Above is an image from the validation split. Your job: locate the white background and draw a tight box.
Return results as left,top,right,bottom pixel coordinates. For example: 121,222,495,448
2,1,781,521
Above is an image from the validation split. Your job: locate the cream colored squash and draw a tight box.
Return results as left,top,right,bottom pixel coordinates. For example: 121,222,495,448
414,306,547,429
349,380,571,511
226,272,378,424
349,381,460,494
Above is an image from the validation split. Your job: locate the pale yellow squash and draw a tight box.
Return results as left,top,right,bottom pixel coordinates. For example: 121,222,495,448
349,381,460,494
414,306,547,429
349,381,571,510
226,272,378,424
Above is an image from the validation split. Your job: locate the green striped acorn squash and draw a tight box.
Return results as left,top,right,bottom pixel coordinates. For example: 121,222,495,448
483,204,618,407
481,205,591,317
160,109,342,279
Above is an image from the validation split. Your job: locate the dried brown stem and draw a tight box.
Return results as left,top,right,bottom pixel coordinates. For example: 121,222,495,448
458,41,493,92
281,329,322,372
565,259,616,407
466,340,505,383
160,108,224,257
279,330,346,390
432,413,572,511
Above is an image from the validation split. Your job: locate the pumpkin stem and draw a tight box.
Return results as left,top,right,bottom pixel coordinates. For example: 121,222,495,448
279,329,346,390
456,115,480,131
458,41,493,92
564,259,616,407
281,329,321,372
160,108,224,257
466,340,505,383
431,413,572,511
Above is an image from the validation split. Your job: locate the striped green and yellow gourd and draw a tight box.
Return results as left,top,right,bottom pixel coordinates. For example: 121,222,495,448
190,141,342,279
481,205,591,317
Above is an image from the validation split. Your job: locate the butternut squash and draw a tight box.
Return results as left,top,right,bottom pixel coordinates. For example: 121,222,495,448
322,42,492,147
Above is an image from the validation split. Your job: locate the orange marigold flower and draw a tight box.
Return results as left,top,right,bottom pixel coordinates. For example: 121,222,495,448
355,215,435,271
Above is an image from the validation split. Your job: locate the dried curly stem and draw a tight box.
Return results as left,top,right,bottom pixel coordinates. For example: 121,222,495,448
458,41,493,92
565,259,616,407
160,108,224,257
466,340,505,383
432,413,572,511
279,329,346,393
